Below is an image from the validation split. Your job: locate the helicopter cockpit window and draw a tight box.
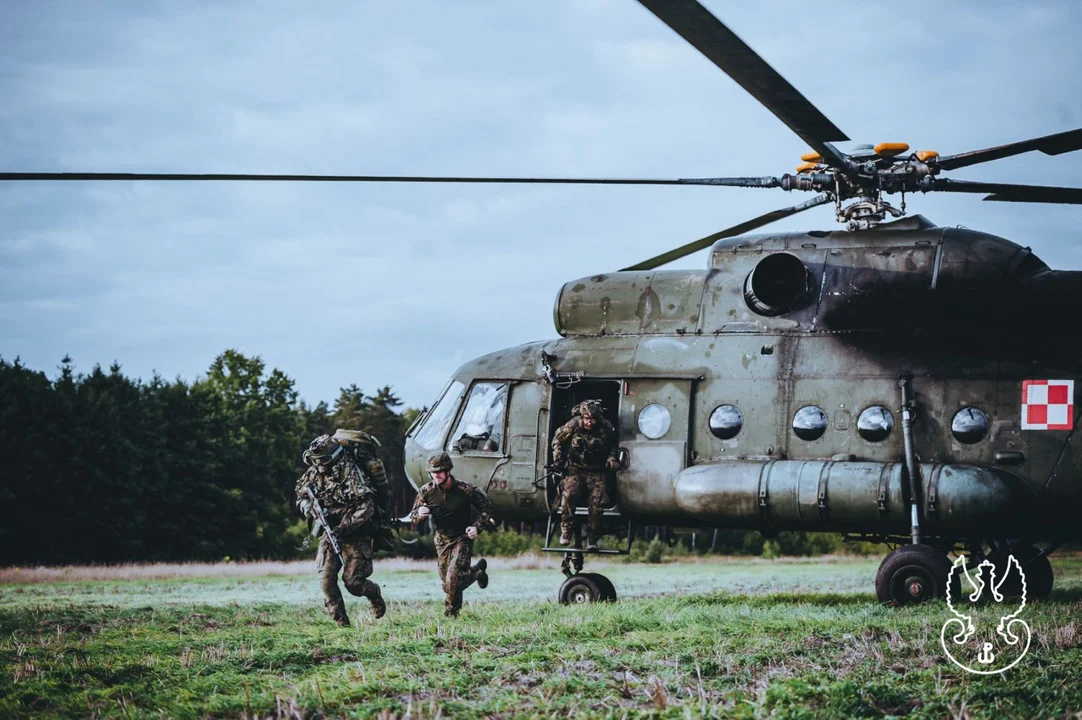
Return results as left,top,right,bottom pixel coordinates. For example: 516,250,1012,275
709,404,743,440
412,380,465,451
952,407,990,444
450,382,508,453
857,406,894,442
792,406,828,441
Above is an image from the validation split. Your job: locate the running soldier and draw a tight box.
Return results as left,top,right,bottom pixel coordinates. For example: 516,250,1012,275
410,452,493,617
296,434,386,626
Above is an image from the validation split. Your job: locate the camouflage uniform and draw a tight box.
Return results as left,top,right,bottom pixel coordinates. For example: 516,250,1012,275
296,434,386,626
410,452,494,617
551,400,621,547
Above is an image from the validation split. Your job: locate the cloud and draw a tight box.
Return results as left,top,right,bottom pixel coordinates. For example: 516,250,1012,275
1,0,1080,408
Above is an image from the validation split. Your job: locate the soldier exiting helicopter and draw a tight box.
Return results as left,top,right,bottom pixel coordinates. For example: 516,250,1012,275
296,433,387,627
552,399,622,551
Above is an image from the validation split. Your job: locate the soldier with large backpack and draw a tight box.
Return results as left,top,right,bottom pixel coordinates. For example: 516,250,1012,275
296,432,390,626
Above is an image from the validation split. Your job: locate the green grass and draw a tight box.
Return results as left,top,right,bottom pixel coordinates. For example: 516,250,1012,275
2,555,1081,718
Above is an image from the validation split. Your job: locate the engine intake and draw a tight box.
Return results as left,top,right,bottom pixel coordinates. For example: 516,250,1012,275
743,252,813,316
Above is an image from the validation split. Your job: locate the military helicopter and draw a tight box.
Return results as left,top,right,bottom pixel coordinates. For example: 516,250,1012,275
395,1,1082,606
5,0,1082,607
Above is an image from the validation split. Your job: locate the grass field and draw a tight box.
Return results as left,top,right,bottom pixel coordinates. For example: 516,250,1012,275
2,554,1081,718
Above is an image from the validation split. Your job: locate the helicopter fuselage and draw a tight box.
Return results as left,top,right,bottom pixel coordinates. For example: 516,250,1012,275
404,217,1082,546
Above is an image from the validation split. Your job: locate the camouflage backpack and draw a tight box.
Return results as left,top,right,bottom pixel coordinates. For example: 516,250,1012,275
332,428,381,465
332,429,395,550
331,429,389,499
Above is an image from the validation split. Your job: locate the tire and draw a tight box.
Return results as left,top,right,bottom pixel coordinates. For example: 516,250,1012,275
875,544,953,606
559,574,604,604
988,546,1054,600
986,541,1051,597
1024,554,1054,600
584,573,617,602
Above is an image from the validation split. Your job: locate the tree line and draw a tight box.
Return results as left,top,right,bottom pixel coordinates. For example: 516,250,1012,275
0,349,886,566
0,351,416,566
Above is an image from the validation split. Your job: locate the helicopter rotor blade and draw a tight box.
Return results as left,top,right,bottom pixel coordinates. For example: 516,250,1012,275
635,0,849,167
933,127,1082,171
0,171,786,187
620,193,832,272
932,179,1082,205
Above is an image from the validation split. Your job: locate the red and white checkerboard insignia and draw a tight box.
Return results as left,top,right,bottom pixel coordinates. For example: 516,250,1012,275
1021,380,1074,430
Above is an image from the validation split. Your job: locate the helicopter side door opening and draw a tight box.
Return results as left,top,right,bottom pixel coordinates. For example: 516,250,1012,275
544,378,627,601
543,377,697,538
545,379,622,522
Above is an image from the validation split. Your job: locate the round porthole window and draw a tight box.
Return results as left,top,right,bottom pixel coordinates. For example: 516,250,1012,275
792,405,828,441
857,406,894,442
952,407,989,444
637,403,671,439
709,405,743,440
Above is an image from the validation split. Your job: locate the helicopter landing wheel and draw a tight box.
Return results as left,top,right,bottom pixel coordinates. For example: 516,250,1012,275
558,572,617,604
875,544,953,607
589,573,617,602
1023,554,1054,599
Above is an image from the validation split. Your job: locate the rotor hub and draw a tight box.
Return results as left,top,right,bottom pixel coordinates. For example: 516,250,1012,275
836,191,905,231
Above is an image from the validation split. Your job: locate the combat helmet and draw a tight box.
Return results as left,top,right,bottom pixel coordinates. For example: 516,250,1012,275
576,399,604,420
305,434,344,468
426,451,454,473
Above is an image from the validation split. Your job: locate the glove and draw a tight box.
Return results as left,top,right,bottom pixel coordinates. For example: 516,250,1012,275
605,457,621,472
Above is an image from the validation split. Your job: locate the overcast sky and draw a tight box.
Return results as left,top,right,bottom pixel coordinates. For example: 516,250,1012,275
2,0,1081,410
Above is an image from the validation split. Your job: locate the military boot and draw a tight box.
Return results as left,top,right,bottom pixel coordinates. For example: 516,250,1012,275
474,558,489,589
327,600,351,628
559,529,571,545
368,586,386,620
585,535,599,552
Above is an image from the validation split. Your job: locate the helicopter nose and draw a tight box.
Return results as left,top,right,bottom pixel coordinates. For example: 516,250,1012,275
403,436,429,491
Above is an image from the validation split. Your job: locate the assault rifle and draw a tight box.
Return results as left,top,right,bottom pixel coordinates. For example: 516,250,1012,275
303,486,345,566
